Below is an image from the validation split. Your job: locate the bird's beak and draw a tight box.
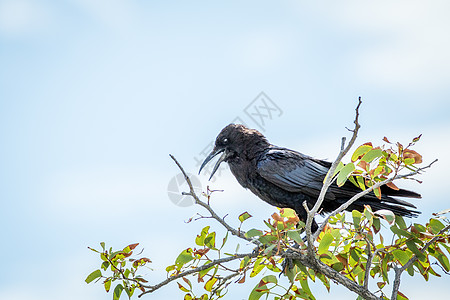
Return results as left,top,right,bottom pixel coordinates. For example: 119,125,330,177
198,148,226,180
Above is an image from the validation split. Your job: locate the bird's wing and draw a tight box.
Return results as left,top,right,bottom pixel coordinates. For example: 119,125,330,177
256,148,334,199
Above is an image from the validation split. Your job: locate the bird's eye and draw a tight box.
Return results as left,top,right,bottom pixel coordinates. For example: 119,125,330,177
222,138,228,144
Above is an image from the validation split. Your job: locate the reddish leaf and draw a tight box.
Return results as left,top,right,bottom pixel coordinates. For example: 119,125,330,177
193,248,210,257
358,160,369,171
128,243,139,250
386,181,400,191
286,216,299,225
271,213,284,223
397,291,409,300
123,252,133,258
403,149,423,164
377,282,386,289
258,279,266,288
336,254,348,268
238,275,246,284
383,136,391,143
412,134,422,143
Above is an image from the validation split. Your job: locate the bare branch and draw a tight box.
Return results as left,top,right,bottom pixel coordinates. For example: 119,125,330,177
305,97,362,251
363,237,373,290
169,154,259,246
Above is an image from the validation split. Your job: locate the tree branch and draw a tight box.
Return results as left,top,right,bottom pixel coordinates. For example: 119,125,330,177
138,252,257,297
305,97,362,252
169,154,260,246
283,250,380,300
313,158,438,241
390,224,450,300
363,237,373,290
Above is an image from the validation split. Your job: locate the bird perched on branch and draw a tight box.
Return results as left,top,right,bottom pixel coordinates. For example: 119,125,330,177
199,124,420,233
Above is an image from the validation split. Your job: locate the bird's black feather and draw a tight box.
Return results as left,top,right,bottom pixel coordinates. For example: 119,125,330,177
199,124,421,233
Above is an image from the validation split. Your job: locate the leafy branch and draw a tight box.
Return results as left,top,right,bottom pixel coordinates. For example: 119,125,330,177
87,99,449,300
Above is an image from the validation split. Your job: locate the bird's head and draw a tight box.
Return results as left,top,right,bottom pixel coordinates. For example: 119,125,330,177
198,124,268,180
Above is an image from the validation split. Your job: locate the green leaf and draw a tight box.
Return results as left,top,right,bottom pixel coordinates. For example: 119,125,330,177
85,269,102,284
177,282,189,292
332,161,345,178
195,226,210,246
361,148,383,163
356,175,366,190
240,256,251,270
125,286,135,298
238,212,252,222
204,232,216,249
287,230,304,245
258,235,277,244
431,248,450,272
404,158,415,165
101,261,109,271
104,279,111,292
299,274,315,300
395,215,407,230
245,229,263,238
324,161,344,184
352,210,362,229
405,241,426,261
429,219,445,234
249,282,268,300
261,274,278,285
318,233,334,254
391,226,413,239
100,252,108,261
175,249,194,268
280,208,297,218
351,144,373,162
263,244,276,255
113,284,124,300
348,175,358,188
220,231,229,250
393,249,412,266
250,262,265,277
337,163,355,186
204,277,218,292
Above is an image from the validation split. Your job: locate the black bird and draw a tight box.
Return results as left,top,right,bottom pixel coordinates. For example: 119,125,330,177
199,124,420,233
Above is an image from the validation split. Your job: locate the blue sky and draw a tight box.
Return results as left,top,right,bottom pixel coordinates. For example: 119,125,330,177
1,1,449,299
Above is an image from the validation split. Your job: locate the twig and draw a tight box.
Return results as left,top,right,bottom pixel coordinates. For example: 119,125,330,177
314,159,437,241
138,252,257,297
363,237,373,289
283,249,380,300
305,97,362,253
390,224,450,300
169,154,260,246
